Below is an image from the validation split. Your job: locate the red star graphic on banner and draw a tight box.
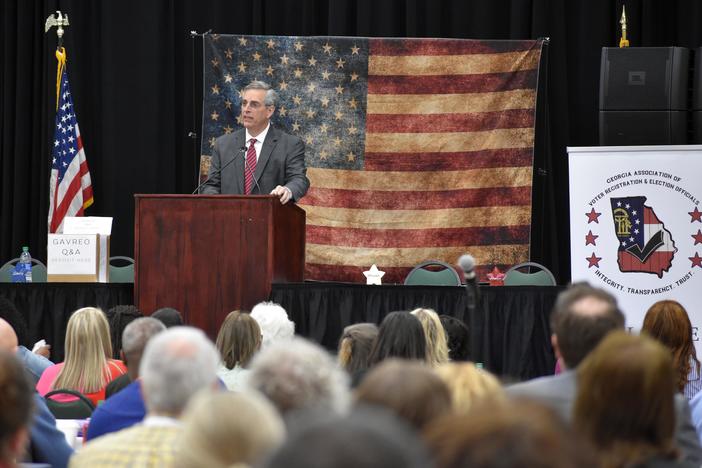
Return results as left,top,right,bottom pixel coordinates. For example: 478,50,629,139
690,252,702,268
689,207,702,223
586,252,602,268
585,230,599,246
586,208,602,224
692,230,702,245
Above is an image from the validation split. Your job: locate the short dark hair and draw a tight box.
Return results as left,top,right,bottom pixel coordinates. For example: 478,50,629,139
355,359,451,431
106,305,143,358
439,315,470,361
368,312,426,366
0,350,33,462
550,283,624,368
151,307,183,328
261,407,430,468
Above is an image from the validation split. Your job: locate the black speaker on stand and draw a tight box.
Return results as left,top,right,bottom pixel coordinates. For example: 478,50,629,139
692,47,702,143
599,47,689,145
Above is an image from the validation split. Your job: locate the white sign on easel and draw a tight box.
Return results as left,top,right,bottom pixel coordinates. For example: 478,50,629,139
569,145,702,352
62,216,112,282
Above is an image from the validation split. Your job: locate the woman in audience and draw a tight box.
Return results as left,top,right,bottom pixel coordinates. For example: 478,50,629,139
215,310,261,391
355,359,451,432
642,300,701,399
250,302,294,349
435,362,504,413
338,323,378,385
439,314,470,361
367,311,426,367
36,307,126,406
424,400,595,468
411,308,449,367
573,331,690,468
176,390,285,468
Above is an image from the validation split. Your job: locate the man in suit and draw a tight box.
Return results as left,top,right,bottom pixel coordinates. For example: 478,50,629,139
506,283,702,465
201,80,310,204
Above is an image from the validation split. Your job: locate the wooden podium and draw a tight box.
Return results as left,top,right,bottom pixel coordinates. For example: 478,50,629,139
134,194,305,338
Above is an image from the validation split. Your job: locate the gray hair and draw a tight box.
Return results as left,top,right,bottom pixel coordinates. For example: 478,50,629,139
140,326,220,415
121,317,166,358
243,81,278,107
246,337,350,416
250,302,295,349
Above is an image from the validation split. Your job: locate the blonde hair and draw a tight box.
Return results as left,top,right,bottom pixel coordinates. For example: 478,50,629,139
53,307,115,393
176,390,285,468
435,362,504,413
411,308,449,367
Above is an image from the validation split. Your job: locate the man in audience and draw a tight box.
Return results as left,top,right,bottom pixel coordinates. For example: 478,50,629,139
86,317,166,440
0,318,73,468
71,326,220,467
247,336,349,417
506,282,702,464
250,301,294,349
151,307,183,328
0,350,34,468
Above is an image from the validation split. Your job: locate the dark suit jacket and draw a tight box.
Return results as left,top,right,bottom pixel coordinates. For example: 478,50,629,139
201,126,310,201
506,370,702,465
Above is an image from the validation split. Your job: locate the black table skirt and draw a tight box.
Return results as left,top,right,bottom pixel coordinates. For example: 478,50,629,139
0,282,563,380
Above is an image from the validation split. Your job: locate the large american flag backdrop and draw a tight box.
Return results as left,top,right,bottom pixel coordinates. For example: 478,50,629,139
200,35,544,283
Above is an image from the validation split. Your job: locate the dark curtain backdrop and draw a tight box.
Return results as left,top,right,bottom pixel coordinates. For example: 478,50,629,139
4,0,702,283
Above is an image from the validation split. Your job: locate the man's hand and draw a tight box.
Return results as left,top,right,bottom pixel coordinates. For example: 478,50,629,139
271,185,293,204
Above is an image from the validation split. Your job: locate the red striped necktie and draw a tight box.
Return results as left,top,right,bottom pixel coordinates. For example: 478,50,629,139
244,138,257,194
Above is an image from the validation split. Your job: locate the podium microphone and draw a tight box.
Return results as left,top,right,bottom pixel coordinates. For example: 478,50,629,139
457,254,480,316
192,146,246,194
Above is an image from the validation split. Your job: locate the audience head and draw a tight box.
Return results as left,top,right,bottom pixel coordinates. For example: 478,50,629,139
54,307,113,393
435,362,504,413
105,305,143,359
424,400,595,468
550,282,624,368
0,297,28,347
439,315,470,361
261,407,430,468
120,317,166,379
411,308,449,367
250,302,294,349
176,390,285,468
642,299,698,393
151,307,184,328
574,331,676,467
215,310,261,370
247,336,350,417
338,323,378,375
355,359,451,431
0,318,18,353
0,351,33,466
139,326,219,417
367,311,426,366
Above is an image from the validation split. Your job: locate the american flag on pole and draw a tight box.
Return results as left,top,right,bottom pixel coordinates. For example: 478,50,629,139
48,47,93,233
201,35,543,283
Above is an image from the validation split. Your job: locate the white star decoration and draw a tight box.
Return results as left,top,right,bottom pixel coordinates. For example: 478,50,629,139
363,264,385,285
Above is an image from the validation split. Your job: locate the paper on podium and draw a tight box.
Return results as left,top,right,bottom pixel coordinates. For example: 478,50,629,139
63,217,113,282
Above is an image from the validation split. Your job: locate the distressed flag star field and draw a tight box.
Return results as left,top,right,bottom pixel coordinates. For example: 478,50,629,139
201,35,544,283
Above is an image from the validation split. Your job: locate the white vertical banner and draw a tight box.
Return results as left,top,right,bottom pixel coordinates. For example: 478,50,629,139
569,146,702,346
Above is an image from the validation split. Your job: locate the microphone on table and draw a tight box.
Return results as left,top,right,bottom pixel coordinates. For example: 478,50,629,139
192,146,246,194
457,254,480,316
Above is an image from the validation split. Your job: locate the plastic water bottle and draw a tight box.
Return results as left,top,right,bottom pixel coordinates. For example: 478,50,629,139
19,246,32,283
